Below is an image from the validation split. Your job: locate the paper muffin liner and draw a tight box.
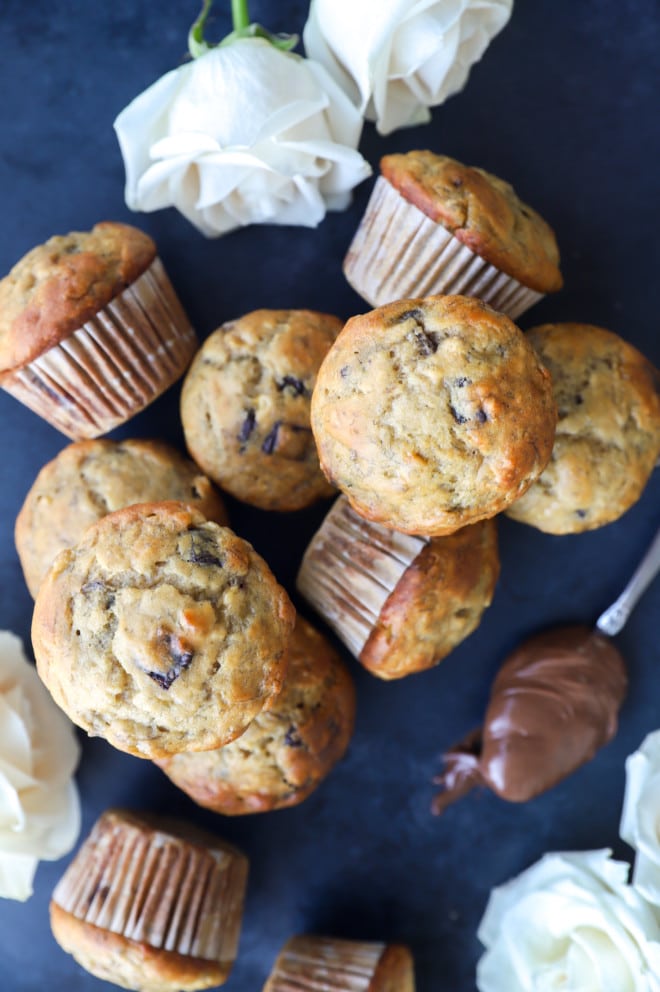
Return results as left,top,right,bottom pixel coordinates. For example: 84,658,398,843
296,496,428,659
343,177,544,320
1,258,197,440
264,936,387,992
51,810,247,966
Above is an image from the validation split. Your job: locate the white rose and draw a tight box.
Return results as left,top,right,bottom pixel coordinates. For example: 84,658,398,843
477,849,660,992
114,38,371,237
621,730,660,908
303,0,513,136
0,631,80,901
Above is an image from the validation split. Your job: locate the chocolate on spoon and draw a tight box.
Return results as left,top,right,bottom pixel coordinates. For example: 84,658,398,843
432,524,660,814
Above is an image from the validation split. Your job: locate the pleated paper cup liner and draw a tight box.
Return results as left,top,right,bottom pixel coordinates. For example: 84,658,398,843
263,935,415,992
1,258,197,440
296,496,428,660
50,809,248,990
343,177,543,320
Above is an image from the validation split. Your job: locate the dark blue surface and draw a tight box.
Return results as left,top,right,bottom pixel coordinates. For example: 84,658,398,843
0,2,658,990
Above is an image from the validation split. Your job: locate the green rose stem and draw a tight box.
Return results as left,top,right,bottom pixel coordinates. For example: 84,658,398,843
188,0,298,59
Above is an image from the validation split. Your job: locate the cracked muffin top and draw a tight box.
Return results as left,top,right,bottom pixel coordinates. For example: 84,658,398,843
311,295,557,536
0,222,156,372
155,615,356,814
15,438,228,598
380,151,562,294
32,502,295,759
506,323,660,533
181,309,342,511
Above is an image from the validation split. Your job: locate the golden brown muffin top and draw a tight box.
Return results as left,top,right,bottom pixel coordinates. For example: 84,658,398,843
506,323,660,533
32,501,295,758
381,151,562,294
15,438,228,598
181,308,341,512
156,615,356,814
361,519,500,679
312,295,557,536
0,222,156,372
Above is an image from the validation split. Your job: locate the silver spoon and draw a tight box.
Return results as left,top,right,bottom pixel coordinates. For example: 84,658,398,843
596,524,660,636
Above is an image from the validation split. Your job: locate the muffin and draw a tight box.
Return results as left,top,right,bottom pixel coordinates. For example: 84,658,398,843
15,438,228,598
155,616,355,813
297,497,499,679
263,935,415,992
32,502,295,758
311,295,556,536
0,223,197,439
181,309,342,511
50,808,248,992
506,323,660,533
343,151,562,319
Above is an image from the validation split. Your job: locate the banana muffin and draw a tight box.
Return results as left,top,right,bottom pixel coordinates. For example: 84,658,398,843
32,502,295,759
263,935,415,992
506,323,660,533
311,295,556,536
181,309,342,511
297,496,499,679
0,222,196,438
344,151,562,319
155,616,355,813
50,808,248,991
16,438,228,598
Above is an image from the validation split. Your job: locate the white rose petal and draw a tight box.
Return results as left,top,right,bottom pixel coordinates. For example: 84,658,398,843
0,632,81,901
114,39,371,237
477,850,660,992
621,730,660,908
303,0,513,135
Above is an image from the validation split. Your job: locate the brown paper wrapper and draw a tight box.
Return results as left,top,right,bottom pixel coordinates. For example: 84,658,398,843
1,258,197,439
344,177,543,320
296,496,427,659
51,810,247,967
264,936,415,992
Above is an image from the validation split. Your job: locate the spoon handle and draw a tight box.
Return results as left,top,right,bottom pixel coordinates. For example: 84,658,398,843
595,524,660,636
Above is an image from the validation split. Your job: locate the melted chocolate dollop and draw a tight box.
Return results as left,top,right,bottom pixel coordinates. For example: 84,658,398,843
432,625,627,813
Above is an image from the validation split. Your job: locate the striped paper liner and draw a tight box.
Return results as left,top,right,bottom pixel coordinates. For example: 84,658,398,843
264,936,386,992
343,177,543,320
1,258,197,440
51,810,247,965
296,496,427,659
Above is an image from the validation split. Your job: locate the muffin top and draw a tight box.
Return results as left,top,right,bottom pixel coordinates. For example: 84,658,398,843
381,151,562,294
361,519,500,679
311,295,556,536
181,309,342,511
506,323,660,533
0,222,156,372
156,615,356,814
32,502,295,758
16,438,228,598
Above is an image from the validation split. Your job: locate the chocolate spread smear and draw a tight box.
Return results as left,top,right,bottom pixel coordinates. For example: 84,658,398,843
432,625,627,813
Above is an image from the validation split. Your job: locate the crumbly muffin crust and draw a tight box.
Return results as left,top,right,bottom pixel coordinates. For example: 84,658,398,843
32,502,295,758
380,152,562,293
156,616,355,813
311,295,556,536
506,323,660,533
361,519,500,679
181,309,342,511
15,439,228,598
0,222,156,372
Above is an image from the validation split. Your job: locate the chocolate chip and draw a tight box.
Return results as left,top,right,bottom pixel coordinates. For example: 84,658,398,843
475,409,488,423
284,725,304,747
147,633,193,690
575,394,584,405
398,308,424,323
450,405,468,424
81,580,115,609
277,375,307,396
340,365,350,378
262,421,281,454
455,376,472,388
414,329,439,356
184,529,223,567
451,176,463,188
238,408,256,444
575,509,587,519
